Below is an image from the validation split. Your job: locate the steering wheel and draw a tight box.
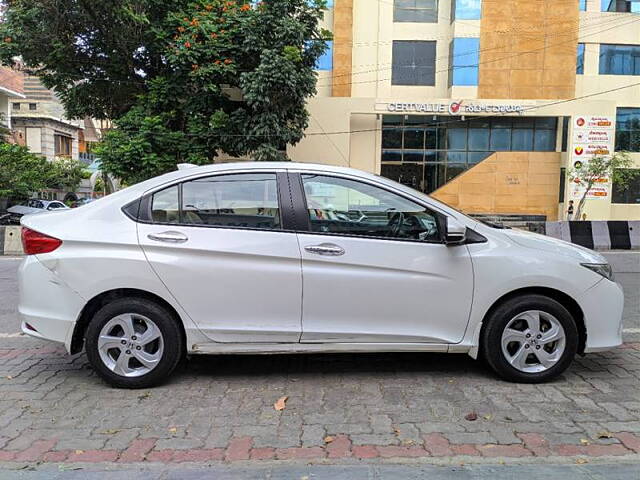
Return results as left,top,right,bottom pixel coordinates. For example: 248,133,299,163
387,212,405,237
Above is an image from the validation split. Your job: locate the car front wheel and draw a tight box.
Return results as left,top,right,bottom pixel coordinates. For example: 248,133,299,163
481,294,578,383
85,298,183,388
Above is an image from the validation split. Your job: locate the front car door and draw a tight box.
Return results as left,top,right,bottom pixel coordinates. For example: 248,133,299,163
138,171,302,343
292,172,474,344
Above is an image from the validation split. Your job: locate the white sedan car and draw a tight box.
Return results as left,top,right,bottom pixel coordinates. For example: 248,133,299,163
7,199,68,223
18,163,623,388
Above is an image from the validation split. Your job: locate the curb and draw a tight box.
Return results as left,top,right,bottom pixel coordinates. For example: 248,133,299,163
0,225,23,255
544,221,640,250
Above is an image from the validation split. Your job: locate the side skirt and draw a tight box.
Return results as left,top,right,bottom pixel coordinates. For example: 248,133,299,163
189,342,471,355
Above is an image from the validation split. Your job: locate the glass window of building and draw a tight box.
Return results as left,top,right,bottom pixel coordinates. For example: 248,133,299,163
601,0,640,12
392,41,437,86
576,43,585,74
580,0,587,10
450,38,480,86
599,44,640,75
380,115,557,193
315,40,333,71
612,169,640,204
616,107,640,151
452,0,482,20
394,0,439,23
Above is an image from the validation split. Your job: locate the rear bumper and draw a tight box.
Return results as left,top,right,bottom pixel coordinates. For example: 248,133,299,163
580,278,625,353
18,256,86,353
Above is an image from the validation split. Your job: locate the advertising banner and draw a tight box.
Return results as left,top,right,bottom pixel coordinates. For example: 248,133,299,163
569,115,615,201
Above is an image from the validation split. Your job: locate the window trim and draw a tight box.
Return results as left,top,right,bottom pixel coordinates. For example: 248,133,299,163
393,0,439,23
122,170,298,234
289,171,448,245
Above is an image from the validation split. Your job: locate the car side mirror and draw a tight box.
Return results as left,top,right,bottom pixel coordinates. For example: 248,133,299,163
445,218,467,245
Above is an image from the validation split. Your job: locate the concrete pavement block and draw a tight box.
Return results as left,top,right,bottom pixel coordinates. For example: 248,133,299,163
630,221,640,250
591,221,611,251
3,226,23,255
545,222,562,240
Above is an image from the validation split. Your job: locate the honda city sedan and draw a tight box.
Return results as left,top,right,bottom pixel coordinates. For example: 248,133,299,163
18,163,624,388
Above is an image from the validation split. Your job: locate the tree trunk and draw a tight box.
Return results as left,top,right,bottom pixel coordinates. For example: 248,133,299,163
574,182,593,220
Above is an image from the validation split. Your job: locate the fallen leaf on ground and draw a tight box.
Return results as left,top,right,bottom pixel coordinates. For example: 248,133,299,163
576,458,588,464
168,427,177,433
138,392,151,400
464,412,478,421
6,376,12,380
580,438,590,445
324,436,334,444
597,431,613,439
74,450,83,455
99,429,120,435
58,465,83,471
274,396,288,411
483,414,493,421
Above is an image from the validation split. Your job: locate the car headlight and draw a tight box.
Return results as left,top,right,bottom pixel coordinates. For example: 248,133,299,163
581,263,614,281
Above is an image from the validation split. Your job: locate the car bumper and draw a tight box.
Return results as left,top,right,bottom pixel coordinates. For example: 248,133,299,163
580,278,625,353
18,256,86,353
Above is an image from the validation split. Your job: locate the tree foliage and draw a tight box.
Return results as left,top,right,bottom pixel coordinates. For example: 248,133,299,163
47,157,90,192
568,152,638,218
0,0,331,184
0,143,51,200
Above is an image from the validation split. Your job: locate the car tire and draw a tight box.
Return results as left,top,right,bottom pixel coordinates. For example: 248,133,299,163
481,294,578,383
85,297,183,389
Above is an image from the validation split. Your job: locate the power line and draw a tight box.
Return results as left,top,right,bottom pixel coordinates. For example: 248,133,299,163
154,80,637,138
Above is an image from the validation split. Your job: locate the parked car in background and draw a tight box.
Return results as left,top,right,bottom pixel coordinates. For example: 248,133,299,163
71,197,95,208
7,199,69,224
18,163,623,388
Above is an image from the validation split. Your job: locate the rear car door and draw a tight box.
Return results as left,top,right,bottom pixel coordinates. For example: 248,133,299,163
138,170,303,343
291,172,474,344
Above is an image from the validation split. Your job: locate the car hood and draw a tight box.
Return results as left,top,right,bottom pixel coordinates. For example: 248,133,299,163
501,227,608,264
7,205,41,215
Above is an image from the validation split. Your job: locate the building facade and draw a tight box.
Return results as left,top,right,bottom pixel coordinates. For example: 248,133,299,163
11,75,83,162
0,67,25,133
288,0,640,221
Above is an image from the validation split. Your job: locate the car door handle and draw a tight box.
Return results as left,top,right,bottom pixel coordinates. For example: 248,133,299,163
147,231,189,243
304,243,345,256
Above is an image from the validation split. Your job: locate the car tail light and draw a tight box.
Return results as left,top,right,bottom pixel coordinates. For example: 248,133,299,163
21,227,62,255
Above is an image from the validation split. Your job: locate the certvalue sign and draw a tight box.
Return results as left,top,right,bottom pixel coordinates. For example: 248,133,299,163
385,100,526,115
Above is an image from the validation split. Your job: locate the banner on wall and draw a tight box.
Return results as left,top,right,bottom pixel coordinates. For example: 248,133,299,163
569,115,615,201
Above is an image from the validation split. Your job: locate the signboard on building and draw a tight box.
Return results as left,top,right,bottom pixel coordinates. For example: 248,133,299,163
378,100,528,116
569,115,615,201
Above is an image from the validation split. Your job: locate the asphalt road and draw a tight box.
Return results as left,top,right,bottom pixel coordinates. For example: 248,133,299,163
1,255,638,336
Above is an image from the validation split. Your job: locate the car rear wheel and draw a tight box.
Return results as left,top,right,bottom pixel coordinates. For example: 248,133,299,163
85,298,183,388
481,294,578,383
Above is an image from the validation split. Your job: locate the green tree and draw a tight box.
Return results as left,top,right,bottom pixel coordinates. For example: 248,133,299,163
568,152,638,219
0,143,51,201
0,0,331,184
47,157,90,192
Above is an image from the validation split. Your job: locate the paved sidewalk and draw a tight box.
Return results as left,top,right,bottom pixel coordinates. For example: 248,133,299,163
1,336,639,469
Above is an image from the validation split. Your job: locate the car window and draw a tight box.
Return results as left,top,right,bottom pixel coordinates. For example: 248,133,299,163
48,202,65,210
151,185,180,224
300,174,441,242
34,201,44,209
181,173,281,230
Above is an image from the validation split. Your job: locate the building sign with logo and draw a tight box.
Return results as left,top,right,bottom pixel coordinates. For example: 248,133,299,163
569,115,615,201
382,100,527,116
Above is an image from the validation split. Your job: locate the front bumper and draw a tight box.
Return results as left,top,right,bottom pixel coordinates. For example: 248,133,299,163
579,278,625,353
18,256,86,353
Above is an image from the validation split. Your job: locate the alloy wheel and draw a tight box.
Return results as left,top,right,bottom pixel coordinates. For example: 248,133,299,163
500,310,566,374
97,313,164,377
